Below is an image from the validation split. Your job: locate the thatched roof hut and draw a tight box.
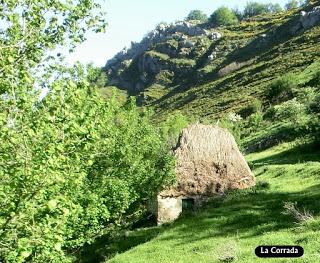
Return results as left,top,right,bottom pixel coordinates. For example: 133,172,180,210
160,124,255,198
155,124,255,224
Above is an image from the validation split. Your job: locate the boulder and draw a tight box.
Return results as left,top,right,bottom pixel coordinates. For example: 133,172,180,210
290,6,320,35
181,40,195,48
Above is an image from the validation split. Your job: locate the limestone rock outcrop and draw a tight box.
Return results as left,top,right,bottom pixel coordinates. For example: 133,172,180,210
291,6,320,35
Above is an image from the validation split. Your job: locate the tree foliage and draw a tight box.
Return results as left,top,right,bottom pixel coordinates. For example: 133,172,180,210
243,2,283,18
285,0,299,10
0,1,175,262
210,7,239,27
186,10,208,22
266,73,297,104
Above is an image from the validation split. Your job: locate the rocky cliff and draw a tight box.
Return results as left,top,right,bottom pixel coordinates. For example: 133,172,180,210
104,20,222,93
103,4,320,120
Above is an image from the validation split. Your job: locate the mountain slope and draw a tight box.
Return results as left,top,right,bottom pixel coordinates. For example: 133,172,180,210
104,5,320,119
80,141,320,263
82,5,320,263
104,5,320,154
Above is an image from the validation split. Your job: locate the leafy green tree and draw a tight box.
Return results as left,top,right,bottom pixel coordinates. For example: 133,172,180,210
267,3,284,13
266,73,297,104
243,2,270,17
233,8,244,21
0,1,176,262
285,0,299,10
210,7,239,27
160,111,189,148
186,10,208,22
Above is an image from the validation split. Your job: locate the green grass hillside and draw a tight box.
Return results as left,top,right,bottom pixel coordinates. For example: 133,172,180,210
104,4,320,152
80,141,320,263
105,7,319,120
93,4,320,263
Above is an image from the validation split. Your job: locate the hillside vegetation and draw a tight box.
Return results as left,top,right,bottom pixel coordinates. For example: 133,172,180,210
79,140,320,263
104,3,320,152
94,2,320,262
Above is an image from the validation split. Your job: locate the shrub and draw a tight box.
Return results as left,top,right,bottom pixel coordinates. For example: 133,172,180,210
232,8,244,21
209,7,239,27
248,112,264,129
309,93,320,113
0,66,176,262
282,202,314,224
273,98,305,121
186,10,208,22
216,240,239,262
243,2,269,17
264,106,277,120
220,113,243,149
285,0,299,10
256,181,271,190
266,73,297,103
239,99,262,118
243,2,283,17
267,3,283,13
160,111,189,148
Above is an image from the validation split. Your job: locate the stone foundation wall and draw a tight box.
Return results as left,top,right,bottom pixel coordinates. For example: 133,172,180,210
157,196,182,225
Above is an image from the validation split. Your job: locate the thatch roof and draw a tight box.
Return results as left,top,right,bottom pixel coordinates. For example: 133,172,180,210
160,124,255,197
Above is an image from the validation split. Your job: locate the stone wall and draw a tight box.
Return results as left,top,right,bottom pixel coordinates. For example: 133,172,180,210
157,196,182,225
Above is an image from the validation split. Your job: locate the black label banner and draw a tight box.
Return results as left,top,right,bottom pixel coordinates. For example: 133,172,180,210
255,246,304,258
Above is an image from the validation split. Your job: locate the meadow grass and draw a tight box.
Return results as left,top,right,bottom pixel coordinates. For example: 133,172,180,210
79,141,320,263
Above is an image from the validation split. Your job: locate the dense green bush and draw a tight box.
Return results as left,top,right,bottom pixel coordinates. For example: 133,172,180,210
309,93,320,113
248,112,264,129
273,98,306,121
220,112,243,149
267,3,283,13
266,73,297,103
186,10,208,22
285,0,299,10
243,2,282,18
239,99,262,118
0,1,176,262
209,7,239,27
160,111,189,148
0,66,176,262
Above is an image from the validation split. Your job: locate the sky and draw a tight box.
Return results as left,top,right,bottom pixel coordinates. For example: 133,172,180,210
66,0,290,67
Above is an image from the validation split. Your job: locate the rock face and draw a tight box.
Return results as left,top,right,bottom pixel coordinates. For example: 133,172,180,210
105,21,213,69
155,124,255,224
104,21,222,92
291,6,320,34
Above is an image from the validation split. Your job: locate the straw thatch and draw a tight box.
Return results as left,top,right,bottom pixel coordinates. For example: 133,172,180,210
160,124,255,197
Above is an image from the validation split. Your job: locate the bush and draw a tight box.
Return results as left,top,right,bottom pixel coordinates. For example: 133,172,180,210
239,99,262,118
186,10,208,22
209,7,239,27
309,93,320,113
220,113,243,149
248,112,264,129
285,0,299,10
256,181,271,190
0,67,176,262
273,98,305,121
266,73,297,103
243,2,270,17
282,202,314,224
267,3,283,13
264,106,277,120
160,111,189,148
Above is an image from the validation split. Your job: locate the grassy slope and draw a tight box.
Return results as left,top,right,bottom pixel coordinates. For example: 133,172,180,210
96,142,320,263
92,7,320,263
143,10,320,121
